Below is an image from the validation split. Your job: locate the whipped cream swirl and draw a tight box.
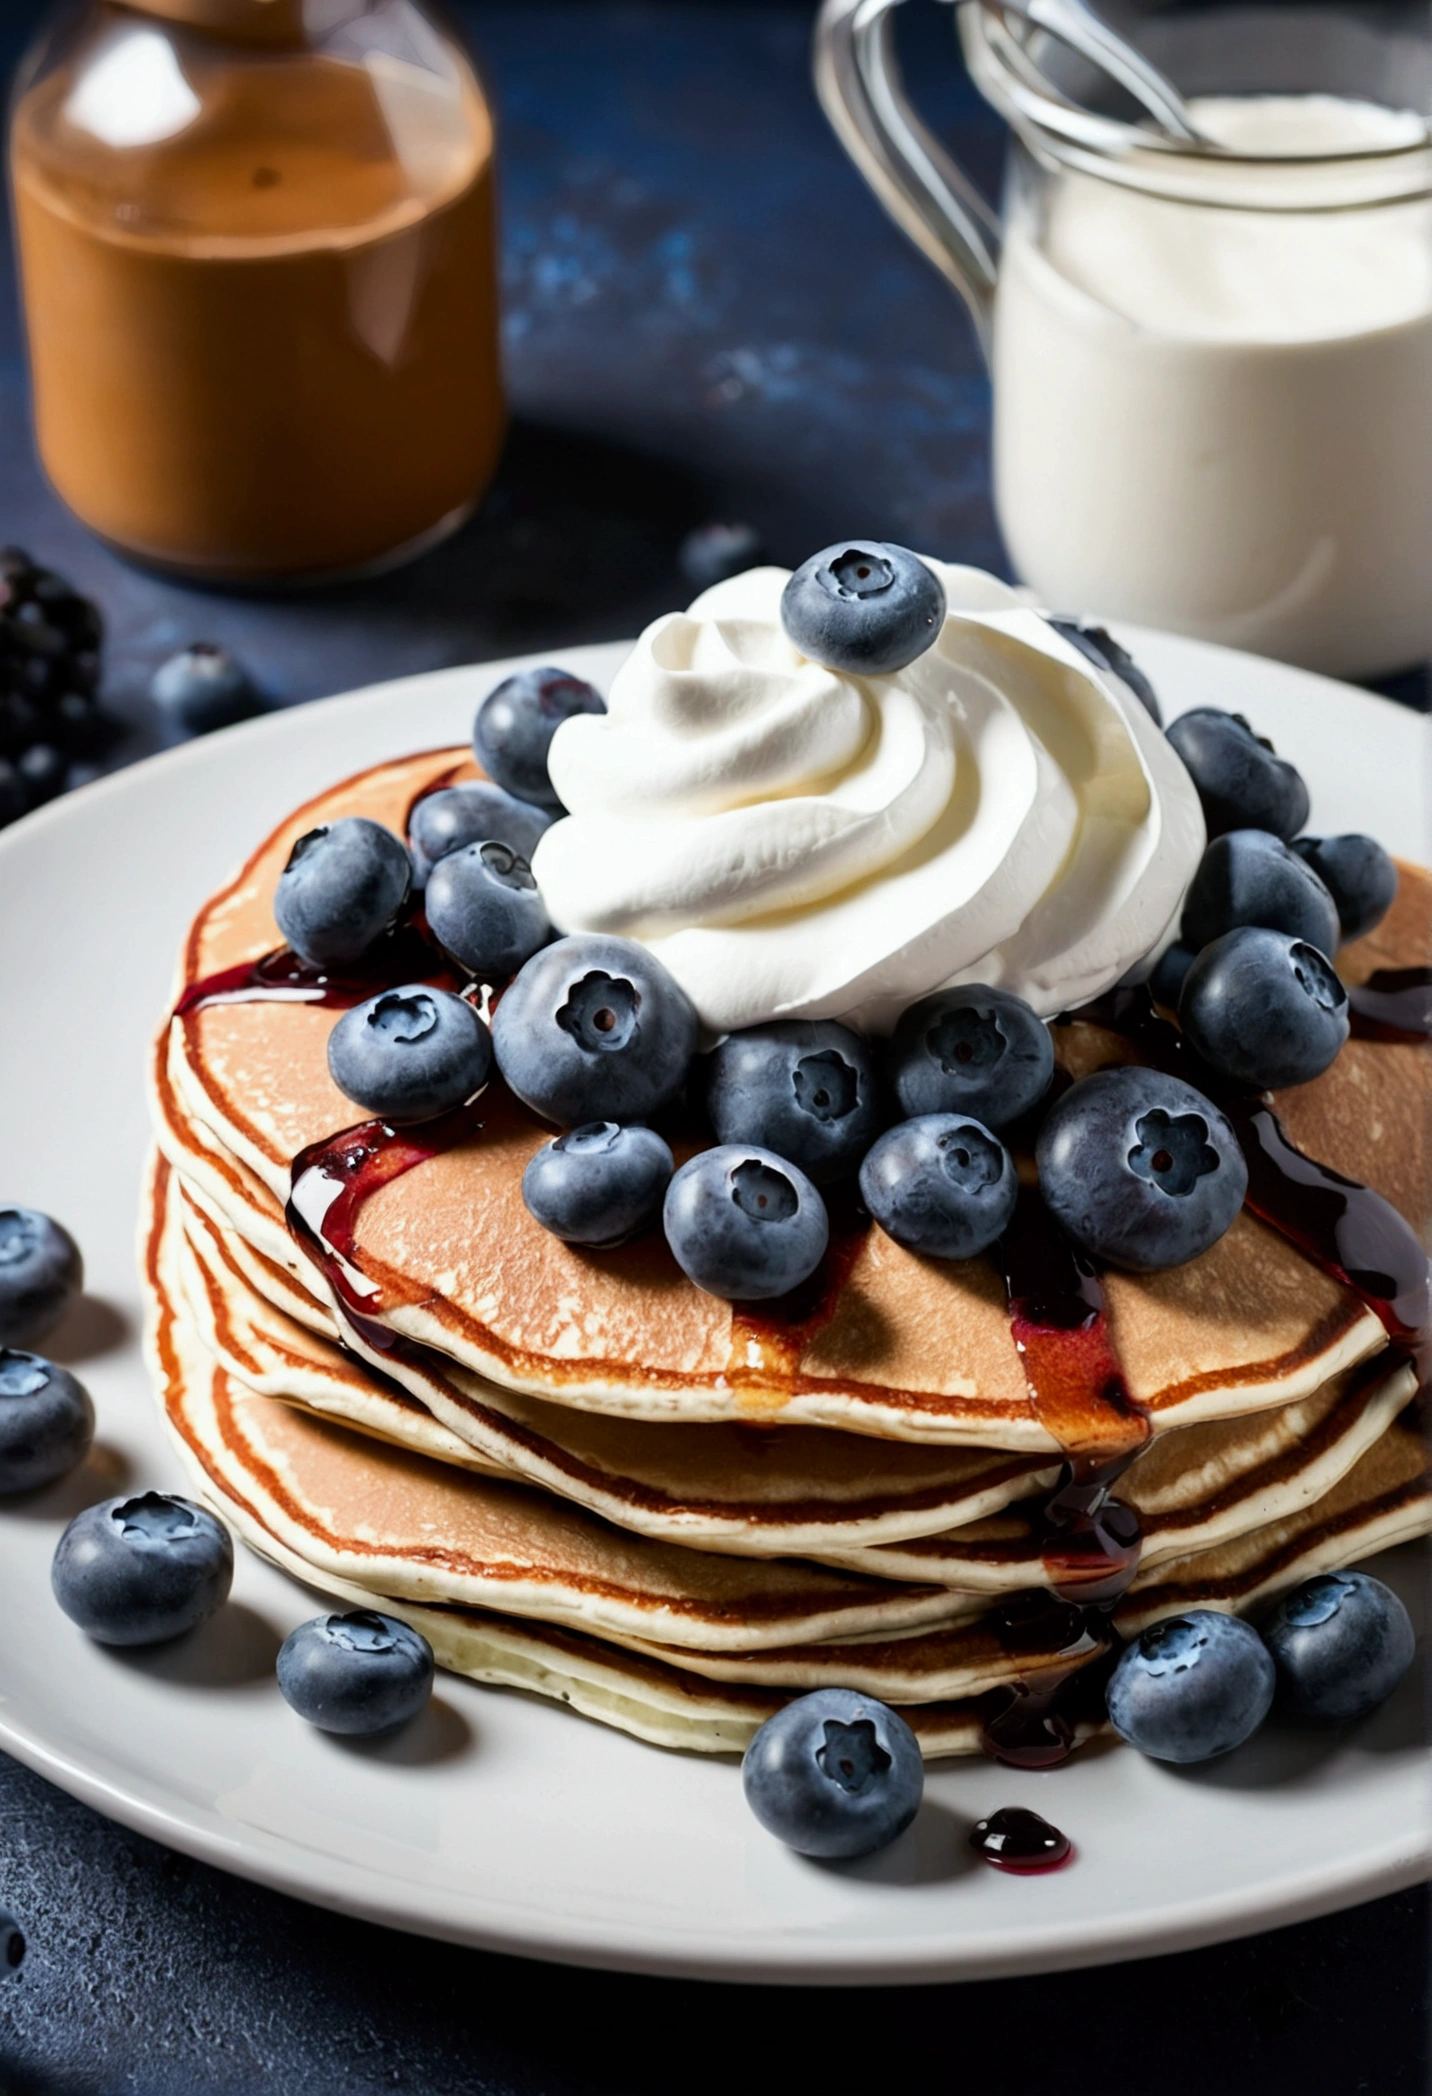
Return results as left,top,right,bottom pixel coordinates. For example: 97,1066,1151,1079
533,563,1204,1034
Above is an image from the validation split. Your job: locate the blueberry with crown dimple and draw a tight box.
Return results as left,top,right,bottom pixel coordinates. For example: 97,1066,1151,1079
780,542,945,675
1107,1611,1275,1762
523,1122,674,1247
1179,926,1349,1090
407,780,554,886
493,934,698,1126
886,985,1053,1129
663,1145,828,1300
0,1207,82,1346
473,667,606,811
327,985,492,1123
1036,1066,1248,1272
52,1493,233,1645
0,1350,93,1494
701,1021,884,1186
425,841,551,980
860,1115,1017,1261
278,1610,434,1735
743,1690,924,1857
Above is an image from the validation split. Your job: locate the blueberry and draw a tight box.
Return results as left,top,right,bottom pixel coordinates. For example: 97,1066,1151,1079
1293,835,1399,943
0,1350,93,1493
886,985,1053,1130
0,760,25,828
1036,1066,1248,1272
277,1608,434,1735
678,520,766,593
0,1912,24,1974
52,1493,233,1645
860,1115,1017,1261
664,1145,828,1300
0,1207,82,1345
1180,926,1349,1090
1107,1610,1275,1762
406,781,553,887
327,985,491,1123
702,1022,883,1186
150,644,257,734
425,842,551,981
18,742,66,808
1048,618,1162,724
273,818,411,966
473,667,606,811
1181,831,1340,956
780,542,945,676
1150,942,1197,1011
1262,1571,1415,1722
493,934,698,1127
522,1121,674,1247
1165,709,1310,841
742,1689,924,1858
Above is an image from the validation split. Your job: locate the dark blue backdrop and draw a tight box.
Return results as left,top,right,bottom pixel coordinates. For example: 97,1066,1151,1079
0,3,1425,2088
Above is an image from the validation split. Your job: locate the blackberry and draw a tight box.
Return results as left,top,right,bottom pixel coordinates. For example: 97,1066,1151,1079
0,551,116,816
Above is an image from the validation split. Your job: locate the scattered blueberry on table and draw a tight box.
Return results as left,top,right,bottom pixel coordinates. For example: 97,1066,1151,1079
0,1351,94,1495
702,1020,883,1186
1106,1610,1276,1763
274,818,412,966
424,840,551,980
1036,1066,1248,1272
780,541,945,675
150,643,259,736
1179,925,1350,1090
473,666,606,810
664,1145,828,1300
886,984,1053,1129
327,985,493,1122
522,1121,674,1247
1262,1572,1416,1722
407,780,553,886
742,1689,924,1858
860,1114,1017,1261
52,1492,233,1646
277,1610,435,1736
0,1206,83,1347
493,933,698,1126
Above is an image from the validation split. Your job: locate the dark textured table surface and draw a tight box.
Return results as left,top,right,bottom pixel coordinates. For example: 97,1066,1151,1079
0,3,1427,2090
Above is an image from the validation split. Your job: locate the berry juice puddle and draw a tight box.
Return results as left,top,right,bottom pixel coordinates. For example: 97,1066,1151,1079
172,927,1431,1774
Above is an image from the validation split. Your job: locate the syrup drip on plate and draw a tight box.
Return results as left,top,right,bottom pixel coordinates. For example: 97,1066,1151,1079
1346,966,1432,1045
970,1806,1073,1874
285,1109,474,1353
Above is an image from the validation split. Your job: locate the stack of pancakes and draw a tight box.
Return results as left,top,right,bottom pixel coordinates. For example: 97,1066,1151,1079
144,748,1432,1757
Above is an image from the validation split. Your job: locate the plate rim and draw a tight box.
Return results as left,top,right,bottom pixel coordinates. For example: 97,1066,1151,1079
0,628,1426,1985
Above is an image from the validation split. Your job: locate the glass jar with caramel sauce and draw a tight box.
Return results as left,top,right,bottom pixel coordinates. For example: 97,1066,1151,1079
8,0,505,582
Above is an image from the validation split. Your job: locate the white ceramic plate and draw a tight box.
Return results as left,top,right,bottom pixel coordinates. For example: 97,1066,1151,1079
0,632,1426,1986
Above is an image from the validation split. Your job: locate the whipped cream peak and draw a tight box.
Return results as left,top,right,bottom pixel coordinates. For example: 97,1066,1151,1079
533,562,1204,1034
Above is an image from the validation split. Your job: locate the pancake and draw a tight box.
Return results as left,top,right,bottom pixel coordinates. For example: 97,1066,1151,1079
154,743,1403,1446
170,1155,1417,1589
171,1163,1078,1554
145,1156,1429,1735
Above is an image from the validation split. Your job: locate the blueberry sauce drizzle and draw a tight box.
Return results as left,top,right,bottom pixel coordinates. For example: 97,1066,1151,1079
1346,967,1432,1045
284,1110,475,1354
176,911,456,1019
970,1806,1073,1873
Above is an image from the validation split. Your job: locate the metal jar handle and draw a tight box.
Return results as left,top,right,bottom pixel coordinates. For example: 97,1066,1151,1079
813,0,1002,358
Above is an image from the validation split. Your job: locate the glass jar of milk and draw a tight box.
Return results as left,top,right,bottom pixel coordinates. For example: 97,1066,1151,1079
816,0,1432,680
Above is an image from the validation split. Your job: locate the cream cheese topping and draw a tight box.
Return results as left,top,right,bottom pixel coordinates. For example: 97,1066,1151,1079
533,563,1204,1033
